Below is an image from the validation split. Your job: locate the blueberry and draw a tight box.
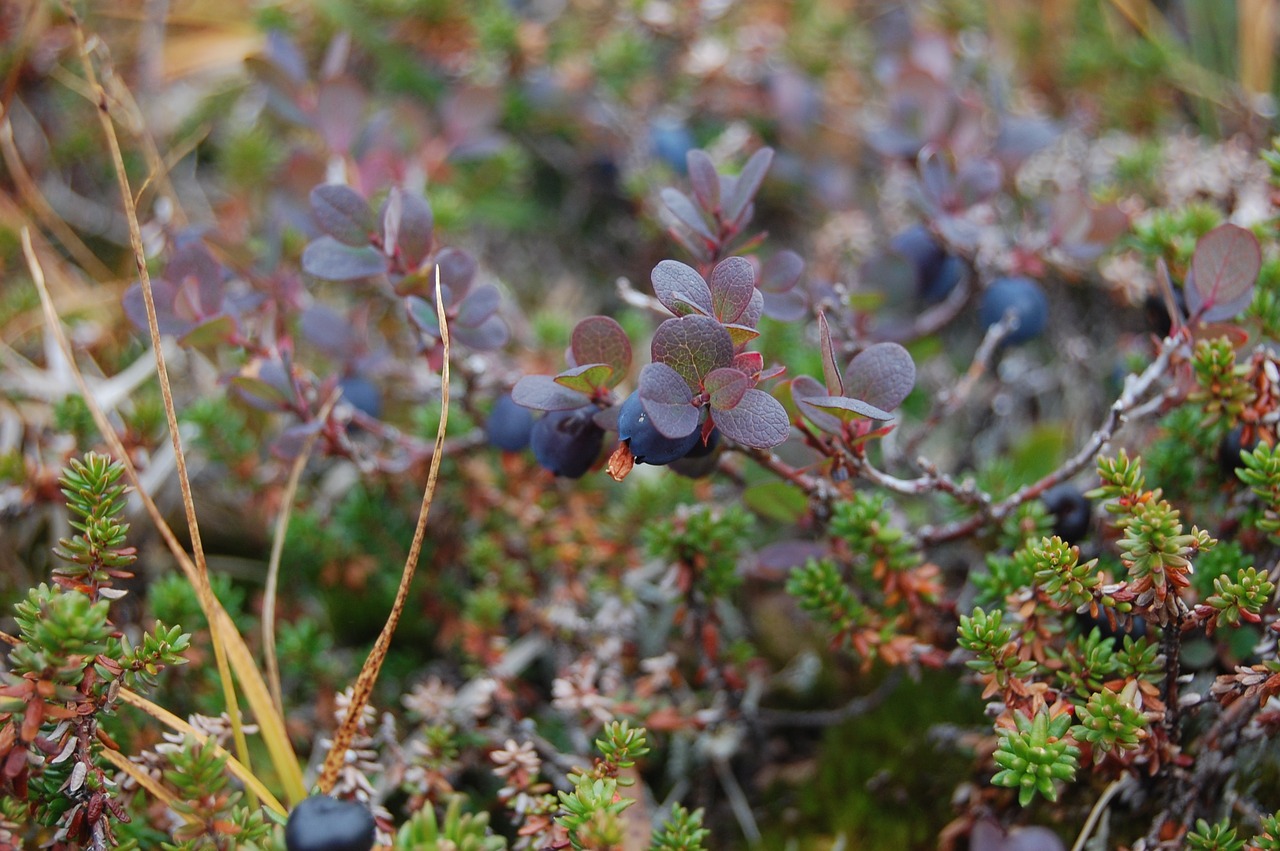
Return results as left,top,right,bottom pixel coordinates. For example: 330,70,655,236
649,117,694,173
670,428,721,478
979,276,1048,344
338,376,383,420
486,393,536,452
285,795,375,851
1041,484,1091,544
530,405,605,478
617,392,699,465
923,254,964,304
889,225,963,304
1218,426,1256,479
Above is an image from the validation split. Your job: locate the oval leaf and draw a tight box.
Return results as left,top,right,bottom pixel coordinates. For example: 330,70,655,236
843,342,916,413
687,149,720,212
791,375,842,434
723,323,761,349
571,316,633,380
384,188,435,267
661,188,715,242
638,362,699,439
302,236,388,281
555,363,614,396
711,388,789,449
1192,223,1260,313
651,315,734,391
512,374,590,411
432,247,477,300
761,250,804,294
802,394,894,424
723,147,774,227
311,184,374,247
708,256,756,323
652,259,714,317
456,284,501,328
451,314,509,350
704,367,750,410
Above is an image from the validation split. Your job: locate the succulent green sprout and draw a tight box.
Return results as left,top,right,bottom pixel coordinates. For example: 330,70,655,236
991,707,1080,806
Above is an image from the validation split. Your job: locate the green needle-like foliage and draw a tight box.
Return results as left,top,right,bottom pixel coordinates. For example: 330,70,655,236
991,707,1080,807
8,585,111,688
651,805,710,851
1251,811,1280,850
51,452,137,594
787,558,869,644
1070,681,1149,762
1186,818,1246,851
1204,566,1274,628
1190,337,1255,425
1031,536,1100,611
1237,442,1280,539
829,492,920,575
396,797,507,850
957,608,1038,696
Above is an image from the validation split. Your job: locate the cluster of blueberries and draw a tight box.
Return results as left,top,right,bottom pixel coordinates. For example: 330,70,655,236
486,391,719,478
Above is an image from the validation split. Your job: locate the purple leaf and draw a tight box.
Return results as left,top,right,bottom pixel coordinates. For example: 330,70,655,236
711,388,789,449
124,280,191,337
704,367,750,410
383,188,435,268
733,351,764,378
760,250,804,293
917,145,954,208
302,236,388,281
177,314,237,349
300,305,355,357
571,316,632,380
311,184,374,247
651,315,734,391
271,418,325,461
791,375,842,434
456,284,501,327
762,290,808,321
843,342,916,413
817,312,843,396
405,295,439,336
723,147,774,227
708,256,756,323
687,149,720,212
554,363,614,395
638,362,699,439
652,259,714,317
1191,223,1260,314
512,374,591,411
740,288,764,328
167,242,224,316
661,188,715,242
431,247,478,300
451,314,509,350
316,77,366,154
956,157,1002,206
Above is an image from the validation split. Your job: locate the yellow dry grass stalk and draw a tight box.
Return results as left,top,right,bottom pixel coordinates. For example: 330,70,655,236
317,268,451,794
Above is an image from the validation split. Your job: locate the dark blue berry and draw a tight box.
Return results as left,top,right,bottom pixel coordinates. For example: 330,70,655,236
923,254,964,304
486,393,536,452
531,405,604,478
338,376,383,421
889,225,964,304
979,276,1048,344
649,117,694,173
1218,426,1256,479
670,428,721,477
1041,484,1091,544
285,795,375,851
617,392,699,465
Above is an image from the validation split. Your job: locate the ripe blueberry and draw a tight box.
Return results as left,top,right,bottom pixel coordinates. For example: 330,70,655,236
670,428,721,478
649,117,694,173
890,225,963,304
1041,484,1091,544
617,391,699,465
338,376,383,421
978,276,1048,344
486,393,536,452
531,405,605,478
285,795,375,851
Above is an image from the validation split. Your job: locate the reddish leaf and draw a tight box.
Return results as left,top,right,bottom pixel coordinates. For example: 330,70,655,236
687,149,720,212
311,184,374,247
571,316,632,380
638,362,699,439
456,284,501,327
1191,224,1260,315
762,290,807,321
316,77,366,154
554,363,614,395
451,314,509,350
761,250,804,293
167,242,224,316
512,375,590,411
661,188,715,242
711,388,789,449
708,256,756,323
791,375,842,434
724,147,774,227
704,367,750,410
843,342,916,413
801,394,894,425
817,312,843,396
651,315,734,391
178,314,237,349
302,236,388,281
431,248,477,300
652,260,714,317
734,351,764,378
383,188,434,268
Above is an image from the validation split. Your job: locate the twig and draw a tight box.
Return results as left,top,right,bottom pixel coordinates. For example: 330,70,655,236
263,390,341,715
751,667,904,728
713,756,762,847
318,268,451,794
1072,774,1132,851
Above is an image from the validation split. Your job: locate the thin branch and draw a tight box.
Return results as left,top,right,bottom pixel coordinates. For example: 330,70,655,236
1071,774,1132,851
751,667,904,728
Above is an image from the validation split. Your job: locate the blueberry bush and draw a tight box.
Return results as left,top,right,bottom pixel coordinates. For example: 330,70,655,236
4,3,1280,850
